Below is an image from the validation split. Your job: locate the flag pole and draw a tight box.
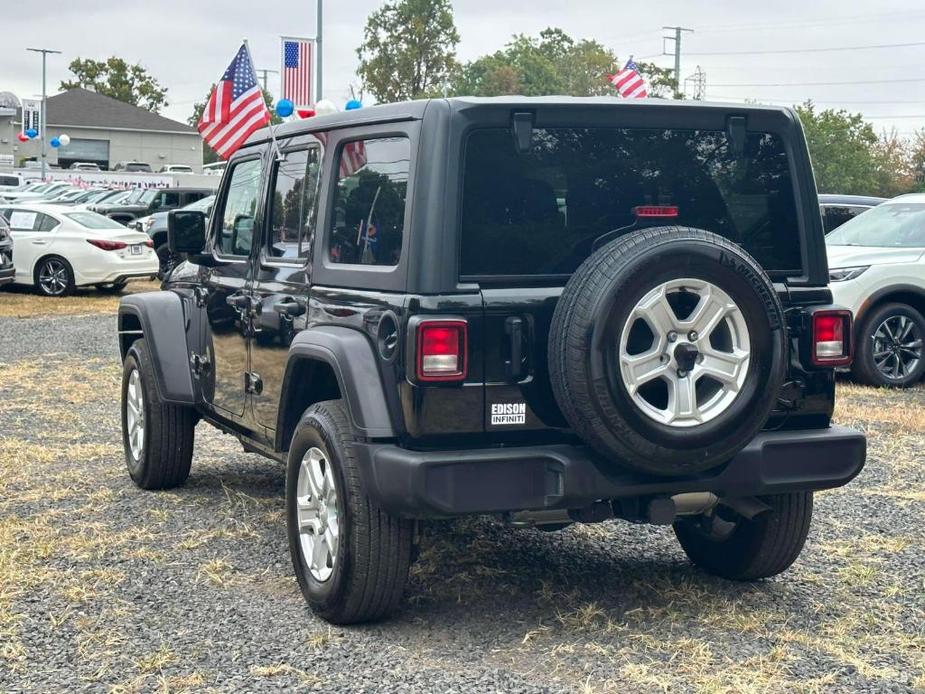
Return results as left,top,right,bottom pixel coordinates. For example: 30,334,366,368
243,37,284,161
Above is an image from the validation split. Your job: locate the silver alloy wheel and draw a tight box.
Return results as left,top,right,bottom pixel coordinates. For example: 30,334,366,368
125,368,145,461
872,314,923,380
619,278,751,427
296,446,340,582
38,258,69,296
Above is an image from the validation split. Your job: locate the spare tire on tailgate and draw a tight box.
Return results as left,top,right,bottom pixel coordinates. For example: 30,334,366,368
549,227,786,476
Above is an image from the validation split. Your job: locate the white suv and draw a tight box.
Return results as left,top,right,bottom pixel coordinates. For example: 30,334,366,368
827,193,925,387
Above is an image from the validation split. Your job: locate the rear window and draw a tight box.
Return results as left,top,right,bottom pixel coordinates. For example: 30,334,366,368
460,127,802,277
65,212,127,230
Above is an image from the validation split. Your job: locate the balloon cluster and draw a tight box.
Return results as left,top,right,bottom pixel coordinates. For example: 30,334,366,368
274,98,363,121
49,134,70,148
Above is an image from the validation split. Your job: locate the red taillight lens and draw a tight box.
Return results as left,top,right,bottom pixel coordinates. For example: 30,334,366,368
144,239,154,248
633,205,679,218
87,239,127,251
812,310,852,366
417,320,467,382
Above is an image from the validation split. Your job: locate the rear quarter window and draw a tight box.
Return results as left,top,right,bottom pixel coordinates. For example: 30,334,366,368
460,127,802,278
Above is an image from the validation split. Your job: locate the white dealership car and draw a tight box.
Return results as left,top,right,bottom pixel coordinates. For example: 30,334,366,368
827,193,925,387
0,203,158,296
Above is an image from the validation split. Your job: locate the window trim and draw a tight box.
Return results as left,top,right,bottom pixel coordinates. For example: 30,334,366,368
322,133,412,271
260,143,323,268
209,152,266,263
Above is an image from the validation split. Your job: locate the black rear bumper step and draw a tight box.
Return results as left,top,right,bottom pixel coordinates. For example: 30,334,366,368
353,426,866,518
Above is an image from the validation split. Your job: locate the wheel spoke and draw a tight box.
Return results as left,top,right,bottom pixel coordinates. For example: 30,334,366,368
312,532,330,569
637,288,677,337
698,348,749,389
667,373,700,423
683,290,731,338
620,349,668,391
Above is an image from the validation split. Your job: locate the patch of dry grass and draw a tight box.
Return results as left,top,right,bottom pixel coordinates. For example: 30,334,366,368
0,280,159,318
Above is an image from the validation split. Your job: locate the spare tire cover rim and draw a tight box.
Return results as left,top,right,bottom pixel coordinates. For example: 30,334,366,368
618,277,750,428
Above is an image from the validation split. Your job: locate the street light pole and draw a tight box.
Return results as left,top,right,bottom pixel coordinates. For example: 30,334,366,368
316,0,323,103
26,47,61,180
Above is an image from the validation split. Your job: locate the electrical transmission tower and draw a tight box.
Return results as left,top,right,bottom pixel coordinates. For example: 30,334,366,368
684,66,706,100
662,26,694,97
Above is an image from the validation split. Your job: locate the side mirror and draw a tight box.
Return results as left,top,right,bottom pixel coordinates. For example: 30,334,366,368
168,209,207,254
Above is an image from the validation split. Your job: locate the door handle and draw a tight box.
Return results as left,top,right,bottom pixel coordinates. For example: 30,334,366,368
505,316,524,381
274,297,305,317
31,240,47,245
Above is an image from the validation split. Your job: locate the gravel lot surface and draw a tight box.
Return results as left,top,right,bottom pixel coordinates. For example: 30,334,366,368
0,307,923,692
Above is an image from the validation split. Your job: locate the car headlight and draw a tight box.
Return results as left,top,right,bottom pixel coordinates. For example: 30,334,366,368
144,217,156,232
829,266,869,282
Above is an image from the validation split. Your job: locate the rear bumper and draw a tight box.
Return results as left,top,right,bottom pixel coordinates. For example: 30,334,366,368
353,426,866,518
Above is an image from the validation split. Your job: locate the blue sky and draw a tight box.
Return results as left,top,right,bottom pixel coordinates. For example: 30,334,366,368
1,0,923,137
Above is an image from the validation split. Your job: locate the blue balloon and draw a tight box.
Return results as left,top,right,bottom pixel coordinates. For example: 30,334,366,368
345,99,362,111
26,128,38,139
50,137,61,148
276,99,294,118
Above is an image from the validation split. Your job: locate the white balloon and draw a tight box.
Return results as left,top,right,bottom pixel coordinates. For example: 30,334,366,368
58,134,71,146
314,99,338,116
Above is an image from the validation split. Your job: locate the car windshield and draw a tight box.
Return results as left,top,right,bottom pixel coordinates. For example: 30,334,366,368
139,189,159,204
184,195,214,212
827,202,925,248
65,212,129,230
124,188,146,204
126,163,151,172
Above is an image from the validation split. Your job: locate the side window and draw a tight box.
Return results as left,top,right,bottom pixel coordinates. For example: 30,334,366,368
329,136,409,266
161,191,181,208
267,147,321,261
37,213,59,231
215,158,263,257
823,205,867,234
8,210,43,231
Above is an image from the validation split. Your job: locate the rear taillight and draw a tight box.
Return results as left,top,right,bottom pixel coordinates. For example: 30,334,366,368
811,310,852,366
633,205,679,218
87,239,127,251
416,320,467,382
144,239,154,248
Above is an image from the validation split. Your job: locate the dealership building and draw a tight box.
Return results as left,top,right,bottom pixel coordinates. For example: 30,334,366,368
1,88,202,172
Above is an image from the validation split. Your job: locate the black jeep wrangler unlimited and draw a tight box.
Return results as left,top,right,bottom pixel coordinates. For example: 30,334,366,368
118,97,866,625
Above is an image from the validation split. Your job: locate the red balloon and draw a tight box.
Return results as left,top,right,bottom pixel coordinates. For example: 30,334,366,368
17,133,29,143
297,108,316,119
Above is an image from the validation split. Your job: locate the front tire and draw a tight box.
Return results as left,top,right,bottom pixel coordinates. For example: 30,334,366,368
674,492,813,580
286,400,414,624
35,256,74,297
852,302,925,387
121,339,196,490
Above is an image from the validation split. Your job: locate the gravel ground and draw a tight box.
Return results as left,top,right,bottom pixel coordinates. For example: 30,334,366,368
0,310,923,693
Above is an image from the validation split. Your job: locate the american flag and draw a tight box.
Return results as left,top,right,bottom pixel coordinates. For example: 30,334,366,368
609,59,649,99
198,43,271,160
282,38,313,106
315,132,367,178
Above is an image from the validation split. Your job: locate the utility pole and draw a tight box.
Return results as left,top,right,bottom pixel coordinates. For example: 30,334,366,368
256,68,279,94
316,0,323,102
26,47,61,180
683,66,706,100
662,26,693,98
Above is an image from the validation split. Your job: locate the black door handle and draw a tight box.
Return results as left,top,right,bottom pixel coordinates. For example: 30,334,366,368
505,316,524,381
274,298,306,317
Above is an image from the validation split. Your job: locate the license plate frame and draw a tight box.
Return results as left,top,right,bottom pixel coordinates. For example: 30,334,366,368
130,244,143,255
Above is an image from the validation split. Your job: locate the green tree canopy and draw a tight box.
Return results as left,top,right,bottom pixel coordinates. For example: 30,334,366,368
188,85,280,164
357,0,460,102
795,101,924,196
451,28,675,98
60,57,168,113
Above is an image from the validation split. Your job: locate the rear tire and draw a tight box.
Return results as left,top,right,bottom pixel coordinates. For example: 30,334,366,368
851,302,925,388
286,400,414,624
96,281,128,293
35,256,74,297
121,339,195,490
674,493,812,580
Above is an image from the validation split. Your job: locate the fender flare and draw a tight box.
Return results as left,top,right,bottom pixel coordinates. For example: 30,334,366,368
279,326,396,442
118,291,195,405
856,283,925,326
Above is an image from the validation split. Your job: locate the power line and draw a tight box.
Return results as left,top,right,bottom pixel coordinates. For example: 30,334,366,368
686,40,925,56
710,77,925,87
694,9,925,34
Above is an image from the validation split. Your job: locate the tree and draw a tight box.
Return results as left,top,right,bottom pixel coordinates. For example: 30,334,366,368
451,28,674,98
60,57,168,113
357,0,460,102
188,86,281,164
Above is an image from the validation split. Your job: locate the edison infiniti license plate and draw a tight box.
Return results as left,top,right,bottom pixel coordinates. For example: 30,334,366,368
130,244,143,255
